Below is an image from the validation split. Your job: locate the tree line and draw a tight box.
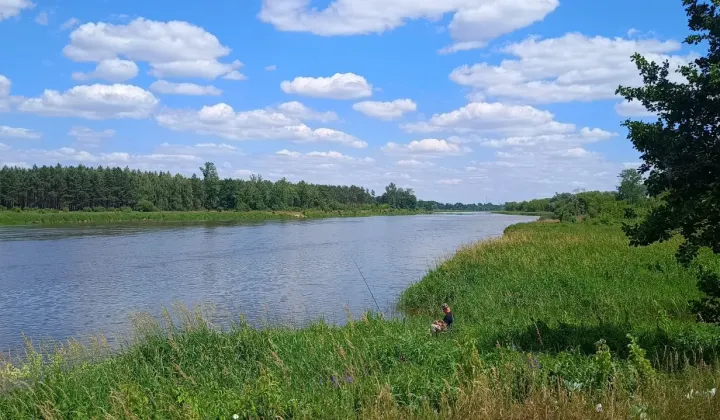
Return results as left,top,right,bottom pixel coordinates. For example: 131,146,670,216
416,201,504,212
0,162,423,212
504,169,651,222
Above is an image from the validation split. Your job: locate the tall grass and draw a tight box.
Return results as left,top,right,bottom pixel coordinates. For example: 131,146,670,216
2,222,719,418
0,208,427,226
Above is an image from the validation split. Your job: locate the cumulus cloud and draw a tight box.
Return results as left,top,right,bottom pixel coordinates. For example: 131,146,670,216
277,149,374,163
18,84,158,120
72,59,139,82
155,103,367,148
479,127,616,149
353,99,417,120
149,80,222,96
404,101,575,137
0,125,41,139
276,101,338,122
222,69,247,81
0,0,34,21
382,138,471,157
259,0,558,53
397,159,434,168
281,73,372,99
63,17,245,80
615,100,656,117
449,33,696,104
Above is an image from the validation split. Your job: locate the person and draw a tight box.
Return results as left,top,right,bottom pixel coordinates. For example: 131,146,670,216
430,303,454,335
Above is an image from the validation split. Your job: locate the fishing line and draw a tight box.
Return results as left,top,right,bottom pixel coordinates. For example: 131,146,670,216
350,256,381,313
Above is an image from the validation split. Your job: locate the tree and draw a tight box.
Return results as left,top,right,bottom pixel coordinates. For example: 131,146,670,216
200,162,220,210
616,0,720,322
616,168,647,204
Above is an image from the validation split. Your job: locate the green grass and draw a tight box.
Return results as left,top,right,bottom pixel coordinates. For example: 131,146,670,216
0,208,427,226
2,222,720,419
493,210,555,218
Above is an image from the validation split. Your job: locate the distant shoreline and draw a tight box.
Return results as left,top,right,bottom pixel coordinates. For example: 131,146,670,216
0,208,431,226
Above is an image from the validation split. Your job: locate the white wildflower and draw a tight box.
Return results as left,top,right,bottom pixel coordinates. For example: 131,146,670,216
710,388,717,397
233,415,239,420
595,403,603,412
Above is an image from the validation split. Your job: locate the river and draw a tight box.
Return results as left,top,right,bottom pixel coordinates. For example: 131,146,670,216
0,212,534,352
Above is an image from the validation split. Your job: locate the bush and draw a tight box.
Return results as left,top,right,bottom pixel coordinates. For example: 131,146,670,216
92,206,106,212
120,206,133,213
11,207,20,213
136,200,157,213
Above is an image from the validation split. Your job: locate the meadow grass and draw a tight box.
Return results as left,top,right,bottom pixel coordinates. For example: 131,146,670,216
492,210,555,219
2,222,720,419
0,208,426,226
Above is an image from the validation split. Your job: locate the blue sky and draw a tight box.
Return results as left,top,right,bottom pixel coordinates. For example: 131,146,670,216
0,0,697,203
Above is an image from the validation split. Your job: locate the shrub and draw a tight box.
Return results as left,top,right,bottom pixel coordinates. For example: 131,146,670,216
136,200,157,212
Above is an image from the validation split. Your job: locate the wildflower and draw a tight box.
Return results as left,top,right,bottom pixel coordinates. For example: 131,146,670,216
595,403,603,413
330,375,339,388
233,415,239,419
710,388,717,397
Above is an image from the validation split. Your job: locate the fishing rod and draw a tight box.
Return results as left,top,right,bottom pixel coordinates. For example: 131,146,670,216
350,256,381,313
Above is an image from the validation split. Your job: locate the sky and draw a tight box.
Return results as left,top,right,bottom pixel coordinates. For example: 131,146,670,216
0,0,698,203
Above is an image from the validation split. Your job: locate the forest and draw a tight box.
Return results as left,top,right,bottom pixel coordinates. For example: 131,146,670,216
0,162,421,212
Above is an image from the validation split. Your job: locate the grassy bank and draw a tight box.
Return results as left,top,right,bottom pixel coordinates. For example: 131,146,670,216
2,223,720,418
0,208,426,226
493,210,554,218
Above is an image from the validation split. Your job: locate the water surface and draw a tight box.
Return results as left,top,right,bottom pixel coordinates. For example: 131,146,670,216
0,213,534,351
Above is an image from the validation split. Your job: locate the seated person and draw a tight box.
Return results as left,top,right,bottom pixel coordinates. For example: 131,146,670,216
430,303,454,335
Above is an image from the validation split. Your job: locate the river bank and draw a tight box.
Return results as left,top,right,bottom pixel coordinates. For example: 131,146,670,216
2,222,720,418
0,208,428,226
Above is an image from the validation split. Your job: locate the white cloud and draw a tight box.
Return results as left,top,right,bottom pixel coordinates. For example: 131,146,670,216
0,0,34,21
275,149,374,164
222,69,247,81
276,149,301,158
479,128,616,149
150,59,244,80
0,74,12,111
281,73,372,99
265,65,277,71
155,142,242,156
0,125,41,139
34,10,47,25
68,126,116,146
60,17,79,30
72,59,139,82
404,101,575,136
437,178,462,185
18,84,158,120
353,99,417,120
276,101,337,122
63,17,243,80
149,80,222,96
155,103,367,148
450,33,696,104
615,100,656,117
382,138,471,157
397,159,434,168
259,0,558,54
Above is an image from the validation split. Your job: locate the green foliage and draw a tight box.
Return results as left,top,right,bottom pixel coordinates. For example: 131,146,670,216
136,199,157,212
0,163,423,216
617,169,647,205
617,0,720,323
